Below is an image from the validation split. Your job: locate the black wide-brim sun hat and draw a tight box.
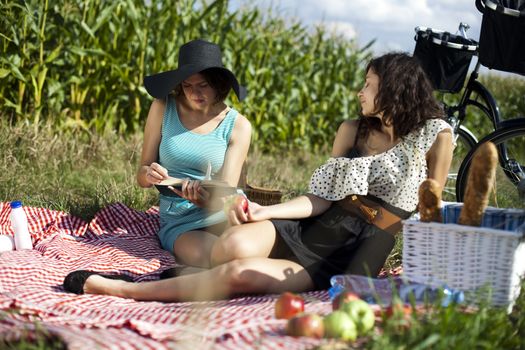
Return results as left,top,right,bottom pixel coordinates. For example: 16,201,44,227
144,39,247,101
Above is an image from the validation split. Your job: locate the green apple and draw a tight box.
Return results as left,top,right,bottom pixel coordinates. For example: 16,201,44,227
340,299,375,334
323,310,357,341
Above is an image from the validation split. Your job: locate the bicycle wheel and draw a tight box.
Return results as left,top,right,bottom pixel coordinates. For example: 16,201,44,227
443,125,477,201
456,118,525,208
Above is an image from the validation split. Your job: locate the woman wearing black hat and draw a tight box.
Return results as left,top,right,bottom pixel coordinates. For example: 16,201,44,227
136,39,251,268
63,52,454,301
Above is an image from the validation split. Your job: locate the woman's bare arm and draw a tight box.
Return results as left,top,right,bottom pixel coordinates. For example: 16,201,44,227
426,129,454,188
219,113,252,187
137,99,166,188
331,119,359,157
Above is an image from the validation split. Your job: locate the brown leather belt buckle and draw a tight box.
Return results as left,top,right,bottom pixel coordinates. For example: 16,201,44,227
351,195,378,224
348,195,402,235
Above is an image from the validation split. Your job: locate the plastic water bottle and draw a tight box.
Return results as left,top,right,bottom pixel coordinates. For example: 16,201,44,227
10,201,33,250
328,274,464,307
0,235,15,252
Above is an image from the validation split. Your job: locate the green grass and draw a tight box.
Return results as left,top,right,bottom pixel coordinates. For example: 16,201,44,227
0,311,66,350
0,121,157,221
367,292,525,350
0,121,524,349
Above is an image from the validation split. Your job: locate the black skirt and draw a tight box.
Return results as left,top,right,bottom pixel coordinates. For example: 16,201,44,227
270,203,398,290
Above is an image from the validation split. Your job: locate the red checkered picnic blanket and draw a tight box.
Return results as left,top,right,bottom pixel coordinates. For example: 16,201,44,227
0,202,351,349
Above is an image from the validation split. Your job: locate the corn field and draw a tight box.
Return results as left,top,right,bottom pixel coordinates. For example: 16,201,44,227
0,0,371,151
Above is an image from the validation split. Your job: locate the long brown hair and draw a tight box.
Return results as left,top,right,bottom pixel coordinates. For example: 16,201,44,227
359,52,445,139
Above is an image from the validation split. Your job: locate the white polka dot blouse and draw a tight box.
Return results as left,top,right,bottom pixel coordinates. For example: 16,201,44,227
309,118,453,212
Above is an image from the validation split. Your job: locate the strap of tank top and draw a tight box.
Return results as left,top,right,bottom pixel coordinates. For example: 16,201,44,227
222,108,238,142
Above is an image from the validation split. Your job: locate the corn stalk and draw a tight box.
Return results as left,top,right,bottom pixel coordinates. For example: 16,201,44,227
0,0,371,151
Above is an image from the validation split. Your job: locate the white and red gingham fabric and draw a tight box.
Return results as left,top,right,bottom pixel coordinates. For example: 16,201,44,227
0,202,349,349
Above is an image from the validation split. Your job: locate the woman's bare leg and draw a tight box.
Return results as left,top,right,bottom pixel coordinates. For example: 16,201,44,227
210,221,278,266
172,221,228,268
83,257,315,302
172,230,218,268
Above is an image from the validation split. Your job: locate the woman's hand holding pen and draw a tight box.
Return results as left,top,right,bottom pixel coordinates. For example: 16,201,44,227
146,162,209,206
145,162,168,185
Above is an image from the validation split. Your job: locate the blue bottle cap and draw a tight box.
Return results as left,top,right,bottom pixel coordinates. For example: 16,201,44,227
10,201,22,209
441,287,465,307
328,284,345,301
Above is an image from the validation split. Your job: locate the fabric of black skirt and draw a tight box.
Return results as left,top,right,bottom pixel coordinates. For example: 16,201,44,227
270,203,397,290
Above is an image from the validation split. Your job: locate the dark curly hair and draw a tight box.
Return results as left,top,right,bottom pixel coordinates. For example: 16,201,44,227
359,52,445,139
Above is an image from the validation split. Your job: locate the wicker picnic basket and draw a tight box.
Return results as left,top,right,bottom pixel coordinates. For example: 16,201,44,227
239,163,283,206
402,203,525,308
243,184,283,206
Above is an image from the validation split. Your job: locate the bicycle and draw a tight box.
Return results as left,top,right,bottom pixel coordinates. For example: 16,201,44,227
413,0,525,208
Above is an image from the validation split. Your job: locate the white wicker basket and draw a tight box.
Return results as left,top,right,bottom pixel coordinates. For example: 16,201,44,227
402,205,525,308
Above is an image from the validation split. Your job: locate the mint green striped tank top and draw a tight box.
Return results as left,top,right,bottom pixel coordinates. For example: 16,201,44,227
157,96,239,252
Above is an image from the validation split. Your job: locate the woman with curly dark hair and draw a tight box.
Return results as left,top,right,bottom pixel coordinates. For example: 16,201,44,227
63,52,454,301
358,52,446,140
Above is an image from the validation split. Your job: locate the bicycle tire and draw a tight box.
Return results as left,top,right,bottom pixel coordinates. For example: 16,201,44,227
456,118,525,207
444,125,478,201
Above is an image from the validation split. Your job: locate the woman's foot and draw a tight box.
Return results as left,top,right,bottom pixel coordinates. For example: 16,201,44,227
63,270,134,295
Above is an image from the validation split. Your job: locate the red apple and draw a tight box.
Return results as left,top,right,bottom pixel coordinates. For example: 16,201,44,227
223,194,248,215
332,290,361,311
285,313,324,338
384,300,413,332
385,301,413,318
275,292,305,319
234,195,248,213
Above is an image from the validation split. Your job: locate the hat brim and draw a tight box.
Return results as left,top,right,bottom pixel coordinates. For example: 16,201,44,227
144,64,246,101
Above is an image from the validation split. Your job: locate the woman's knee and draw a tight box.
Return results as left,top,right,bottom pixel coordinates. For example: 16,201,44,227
210,225,251,265
173,232,216,267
